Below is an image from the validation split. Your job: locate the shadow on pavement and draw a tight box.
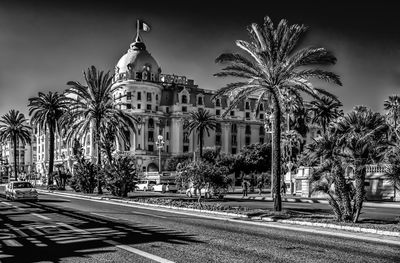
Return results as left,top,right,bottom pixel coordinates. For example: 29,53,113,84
0,199,202,262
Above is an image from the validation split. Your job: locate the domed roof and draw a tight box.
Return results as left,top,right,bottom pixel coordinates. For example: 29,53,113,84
115,39,161,82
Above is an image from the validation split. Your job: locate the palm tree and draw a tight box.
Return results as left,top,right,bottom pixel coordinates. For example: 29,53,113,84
336,108,389,222
0,110,31,180
28,92,69,185
309,96,343,135
185,108,217,159
64,66,136,194
384,95,400,140
214,16,342,211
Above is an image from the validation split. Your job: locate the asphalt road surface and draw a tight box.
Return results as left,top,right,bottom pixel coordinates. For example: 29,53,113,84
0,193,399,263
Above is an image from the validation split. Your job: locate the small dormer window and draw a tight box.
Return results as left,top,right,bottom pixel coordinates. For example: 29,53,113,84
182,95,188,104
198,96,203,105
245,101,250,110
259,103,264,111
216,99,221,107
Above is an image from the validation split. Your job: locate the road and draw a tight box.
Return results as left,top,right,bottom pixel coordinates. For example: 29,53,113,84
0,193,399,263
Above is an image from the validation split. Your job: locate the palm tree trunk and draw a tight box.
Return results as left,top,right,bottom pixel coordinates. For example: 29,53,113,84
199,129,204,159
327,192,342,221
353,166,366,223
13,134,18,181
48,124,55,186
272,94,282,212
95,121,103,194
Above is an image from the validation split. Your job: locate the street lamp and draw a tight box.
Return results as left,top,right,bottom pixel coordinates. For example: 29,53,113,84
155,135,165,174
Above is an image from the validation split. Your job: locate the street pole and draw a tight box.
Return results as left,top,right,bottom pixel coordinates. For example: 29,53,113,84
156,135,164,174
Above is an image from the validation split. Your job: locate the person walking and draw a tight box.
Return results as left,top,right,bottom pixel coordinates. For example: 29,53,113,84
257,180,263,196
241,180,248,198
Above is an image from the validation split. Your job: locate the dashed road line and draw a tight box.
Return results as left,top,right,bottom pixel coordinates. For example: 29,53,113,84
31,213,51,220
105,240,175,263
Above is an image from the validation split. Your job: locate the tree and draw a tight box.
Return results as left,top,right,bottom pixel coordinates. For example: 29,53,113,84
384,95,400,141
0,110,31,180
165,153,192,171
104,154,137,197
235,143,271,174
309,96,343,135
184,108,216,159
28,91,69,185
64,66,136,194
214,16,341,211
336,108,389,222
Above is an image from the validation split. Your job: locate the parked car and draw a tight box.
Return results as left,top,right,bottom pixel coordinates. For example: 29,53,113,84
5,181,38,201
153,183,178,193
135,180,157,191
185,186,226,198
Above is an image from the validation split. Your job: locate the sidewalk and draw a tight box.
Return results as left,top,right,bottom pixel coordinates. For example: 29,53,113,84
225,191,400,208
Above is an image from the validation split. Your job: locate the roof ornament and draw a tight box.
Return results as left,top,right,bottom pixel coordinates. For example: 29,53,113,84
130,19,151,51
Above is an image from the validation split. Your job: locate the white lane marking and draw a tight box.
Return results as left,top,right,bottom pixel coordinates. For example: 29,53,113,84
31,213,51,220
3,239,23,247
91,212,119,221
105,240,175,263
1,201,12,206
5,224,28,237
57,237,102,244
56,222,90,234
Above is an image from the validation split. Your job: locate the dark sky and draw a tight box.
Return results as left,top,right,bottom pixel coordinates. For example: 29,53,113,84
1,1,399,117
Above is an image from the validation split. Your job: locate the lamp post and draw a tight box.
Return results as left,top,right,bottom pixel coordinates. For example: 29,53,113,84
155,135,165,174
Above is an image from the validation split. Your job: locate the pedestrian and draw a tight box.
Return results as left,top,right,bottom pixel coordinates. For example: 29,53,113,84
257,180,263,195
241,180,248,198
280,181,287,197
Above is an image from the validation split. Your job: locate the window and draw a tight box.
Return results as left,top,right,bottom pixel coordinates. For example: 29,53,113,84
183,132,189,143
260,113,264,120
198,96,203,105
231,124,237,133
148,131,154,142
156,94,159,101
216,109,221,116
216,99,221,107
231,147,237,154
259,103,264,111
245,101,250,110
147,104,152,110
245,112,250,119
127,104,132,109
230,111,235,116
148,145,154,151
137,104,141,109
183,145,189,152
148,119,154,129
127,92,132,100
260,137,265,144
231,135,237,145
166,132,169,140
182,106,187,112
182,95,188,104
166,107,169,113
147,93,152,102
166,145,169,152
259,126,265,136
216,123,221,133
155,106,159,111
245,136,251,145
245,125,251,135
216,135,221,145
137,92,141,100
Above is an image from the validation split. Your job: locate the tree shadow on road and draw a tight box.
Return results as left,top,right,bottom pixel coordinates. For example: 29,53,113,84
0,200,202,262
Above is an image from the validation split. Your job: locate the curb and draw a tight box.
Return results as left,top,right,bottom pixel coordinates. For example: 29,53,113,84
37,189,400,238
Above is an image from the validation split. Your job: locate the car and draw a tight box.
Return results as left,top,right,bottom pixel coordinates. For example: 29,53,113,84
152,183,178,193
135,180,157,191
5,181,38,201
185,186,226,199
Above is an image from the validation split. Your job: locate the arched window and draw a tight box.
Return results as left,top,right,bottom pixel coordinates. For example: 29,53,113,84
182,95,187,104
198,96,203,105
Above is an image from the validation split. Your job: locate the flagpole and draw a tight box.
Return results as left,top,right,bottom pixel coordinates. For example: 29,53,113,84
136,20,139,41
